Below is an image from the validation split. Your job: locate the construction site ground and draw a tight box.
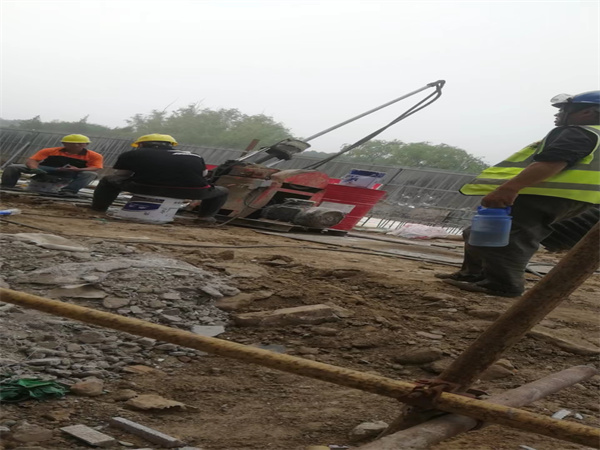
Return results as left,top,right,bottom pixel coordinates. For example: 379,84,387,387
0,193,598,450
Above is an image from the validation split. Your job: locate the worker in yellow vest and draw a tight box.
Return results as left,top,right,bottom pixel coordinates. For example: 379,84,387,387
437,91,600,297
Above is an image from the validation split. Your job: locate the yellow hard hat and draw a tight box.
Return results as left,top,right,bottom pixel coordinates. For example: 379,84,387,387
61,134,91,144
132,133,178,147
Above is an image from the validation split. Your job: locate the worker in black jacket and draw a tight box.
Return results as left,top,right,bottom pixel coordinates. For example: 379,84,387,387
91,134,228,222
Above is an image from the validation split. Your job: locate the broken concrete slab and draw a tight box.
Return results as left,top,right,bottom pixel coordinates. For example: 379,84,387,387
48,284,107,299
250,290,275,300
349,420,389,442
190,325,225,337
110,417,184,448
528,328,600,356
60,424,117,447
11,233,90,252
102,297,131,309
161,292,181,301
423,358,452,374
125,394,186,411
326,303,354,318
495,358,515,370
78,331,106,344
215,290,274,311
233,304,343,327
199,285,224,298
215,293,255,311
480,363,515,380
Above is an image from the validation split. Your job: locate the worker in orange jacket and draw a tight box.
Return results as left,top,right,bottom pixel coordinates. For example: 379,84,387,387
1,134,103,197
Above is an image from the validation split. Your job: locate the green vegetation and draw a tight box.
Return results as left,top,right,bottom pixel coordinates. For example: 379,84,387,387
126,104,291,149
338,139,488,173
2,106,487,173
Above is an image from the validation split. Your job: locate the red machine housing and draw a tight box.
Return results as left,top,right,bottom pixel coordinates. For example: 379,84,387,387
213,164,330,219
317,182,387,230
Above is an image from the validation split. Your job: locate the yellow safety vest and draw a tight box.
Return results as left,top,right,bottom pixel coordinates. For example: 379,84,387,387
460,125,600,204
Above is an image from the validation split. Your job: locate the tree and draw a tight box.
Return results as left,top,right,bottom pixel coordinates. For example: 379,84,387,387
14,115,42,130
127,104,291,149
126,110,168,135
2,110,487,173
342,139,488,173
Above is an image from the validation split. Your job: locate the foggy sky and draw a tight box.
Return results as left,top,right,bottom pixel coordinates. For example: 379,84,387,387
1,0,598,164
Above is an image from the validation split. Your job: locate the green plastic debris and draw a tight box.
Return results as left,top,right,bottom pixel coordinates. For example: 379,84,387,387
0,378,69,403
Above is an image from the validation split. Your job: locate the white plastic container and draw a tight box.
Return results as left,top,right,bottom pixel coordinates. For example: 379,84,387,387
112,195,186,224
468,206,512,247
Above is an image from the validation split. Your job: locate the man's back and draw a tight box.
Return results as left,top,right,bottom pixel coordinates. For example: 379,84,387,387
114,148,209,187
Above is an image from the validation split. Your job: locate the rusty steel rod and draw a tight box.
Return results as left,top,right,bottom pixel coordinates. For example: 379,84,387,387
359,365,599,449
382,222,600,438
0,288,598,447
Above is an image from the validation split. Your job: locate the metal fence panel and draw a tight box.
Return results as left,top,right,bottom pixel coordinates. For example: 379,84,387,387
0,129,480,229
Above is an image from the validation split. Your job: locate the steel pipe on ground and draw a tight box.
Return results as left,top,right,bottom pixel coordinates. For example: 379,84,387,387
358,365,599,449
0,288,599,447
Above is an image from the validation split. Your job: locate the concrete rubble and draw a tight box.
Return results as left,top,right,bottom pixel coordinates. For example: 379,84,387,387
0,234,235,385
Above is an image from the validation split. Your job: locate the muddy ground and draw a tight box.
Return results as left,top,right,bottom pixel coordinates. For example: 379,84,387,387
0,193,598,450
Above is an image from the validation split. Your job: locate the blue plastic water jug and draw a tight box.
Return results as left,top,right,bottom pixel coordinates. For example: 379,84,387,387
468,206,512,247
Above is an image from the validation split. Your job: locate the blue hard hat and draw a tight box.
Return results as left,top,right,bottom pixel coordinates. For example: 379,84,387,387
551,90,600,108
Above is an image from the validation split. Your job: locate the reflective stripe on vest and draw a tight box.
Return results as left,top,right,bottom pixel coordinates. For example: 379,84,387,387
460,125,600,204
